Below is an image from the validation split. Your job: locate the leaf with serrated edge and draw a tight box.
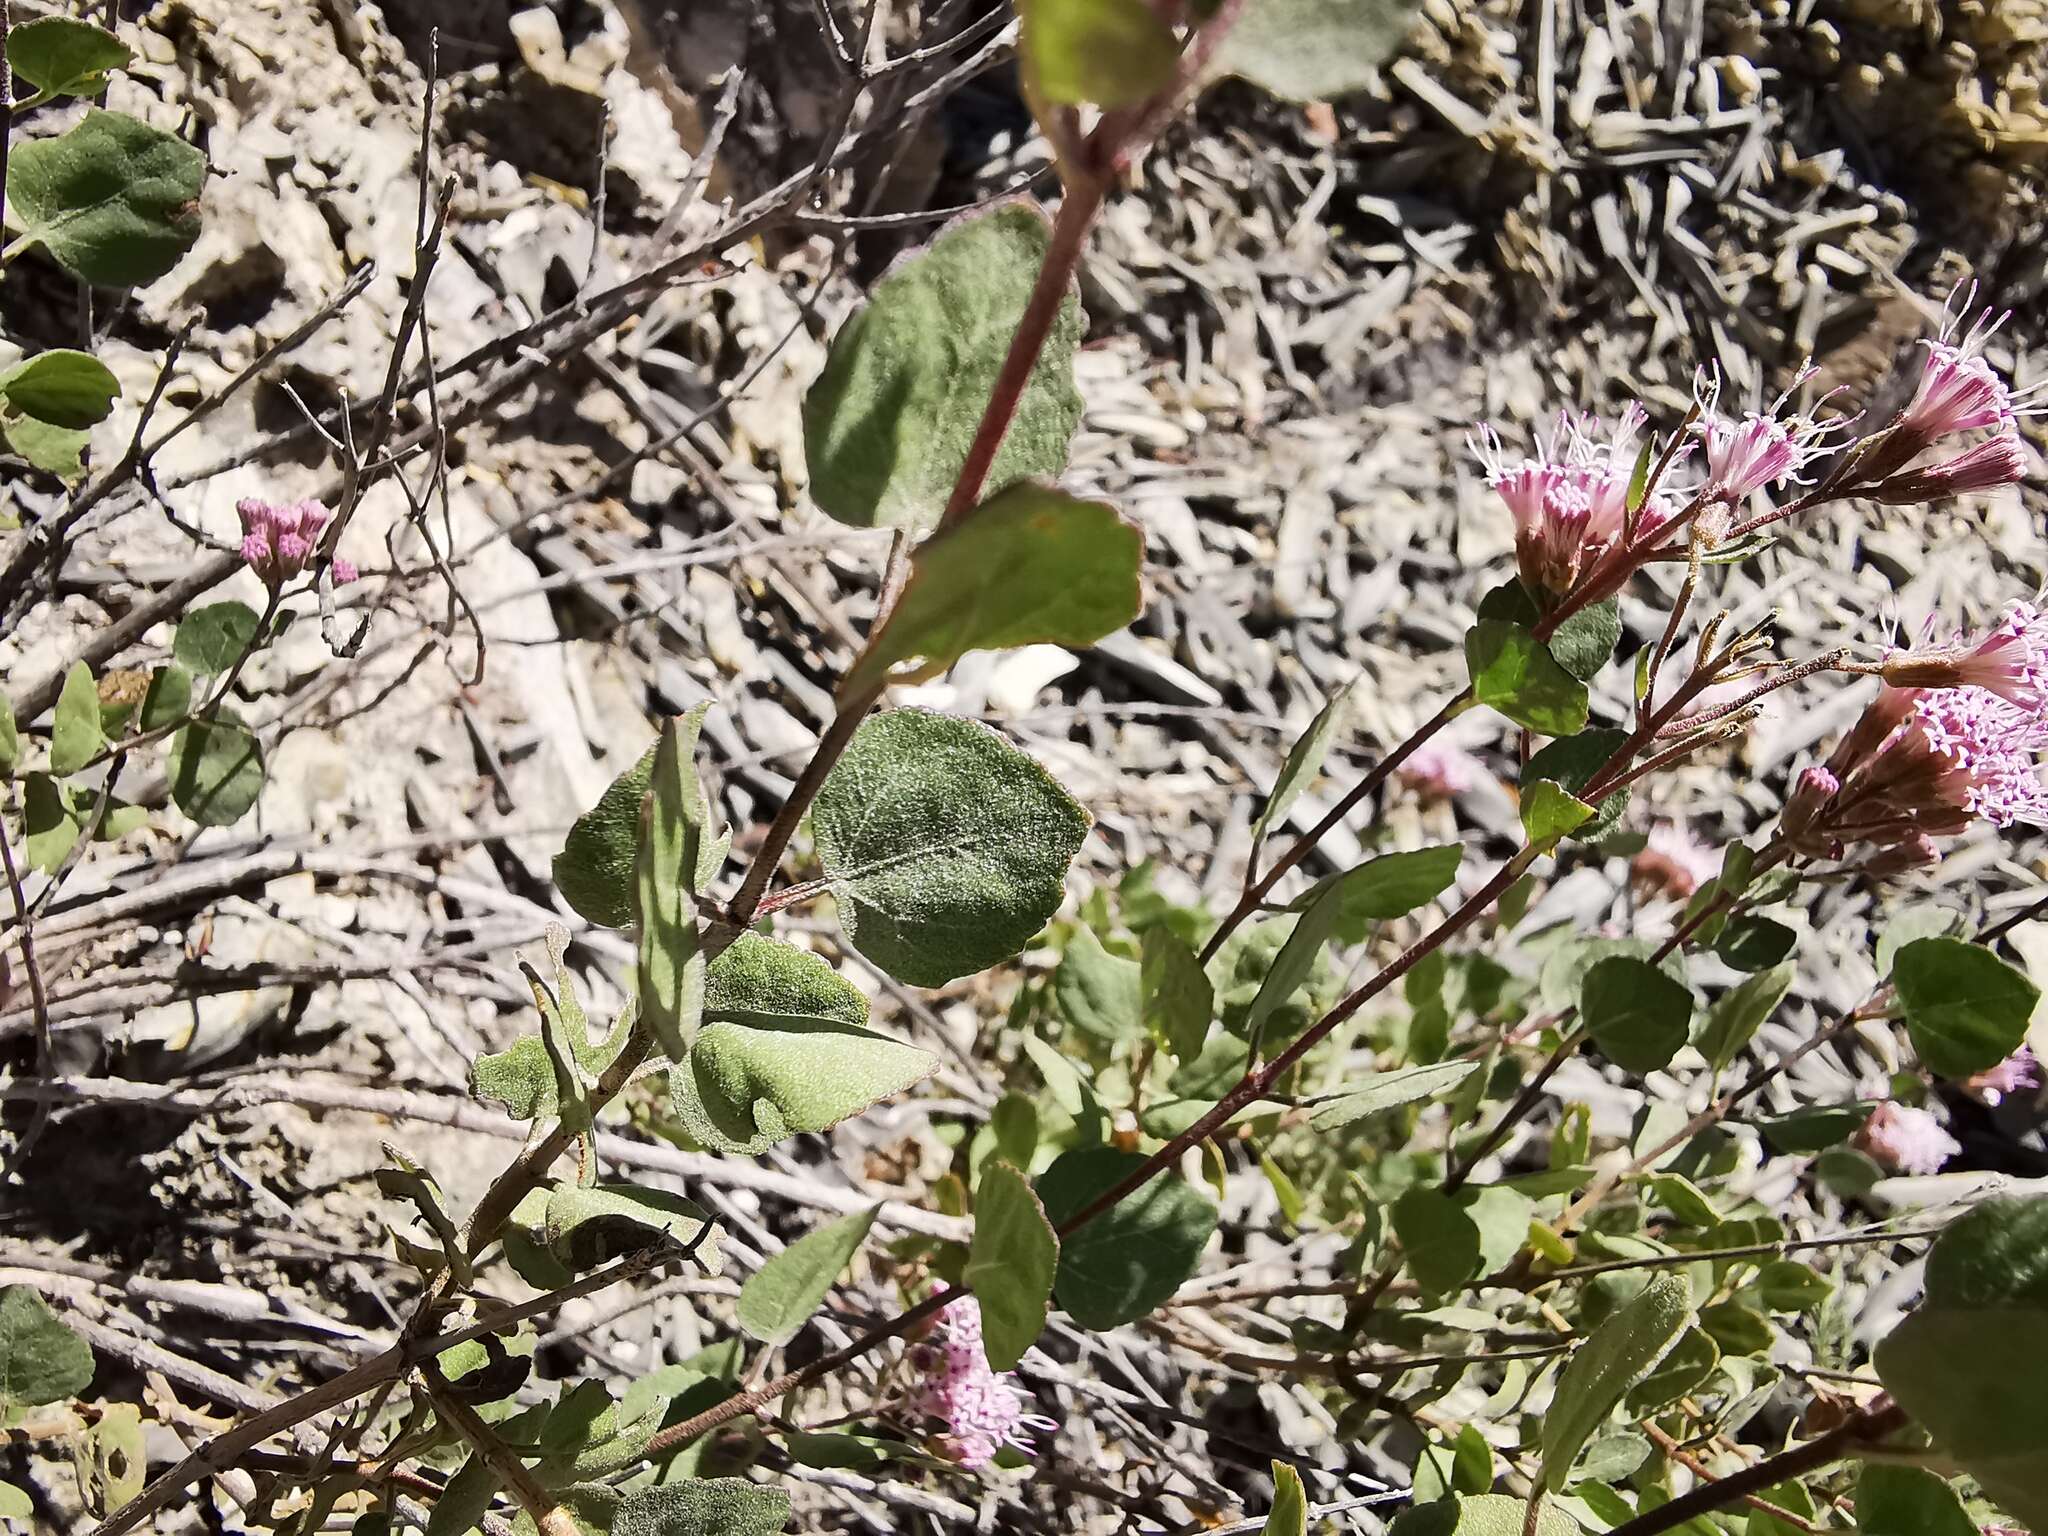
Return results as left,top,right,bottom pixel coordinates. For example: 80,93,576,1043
813,709,1089,986
1894,936,2039,1079
737,1206,878,1346
6,109,204,287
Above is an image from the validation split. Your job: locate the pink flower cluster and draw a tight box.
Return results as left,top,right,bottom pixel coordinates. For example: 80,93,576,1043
909,1295,1053,1469
1782,606,2048,864
1969,1045,2040,1107
1398,740,1483,802
1859,1101,1960,1176
1694,366,1844,503
1472,406,1683,596
1860,290,2036,502
237,498,358,589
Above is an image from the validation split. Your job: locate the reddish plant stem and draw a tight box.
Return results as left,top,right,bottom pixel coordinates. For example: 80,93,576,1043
1062,847,1541,1235
1601,1399,1907,1536
727,169,1111,927
1200,691,1470,965
937,172,1106,530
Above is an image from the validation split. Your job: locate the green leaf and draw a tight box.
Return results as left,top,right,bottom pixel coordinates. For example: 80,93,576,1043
1393,1186,1527,1294
812,709,1089,986
1755,1261,1831,1313
1415,1426,1495,1502
0,1287,93,1412
1547,599,1623,683
1893,937,2039,1079
1876,1195,2048,1532
1581,956,1693,1075
1699,1299,1772,1356
172,601,262,674
612,1478,791,1536
1647,1173,1719,1228
1141,926,1213,1060
544,1182,723,1273
1021,0,1180,107
554,743,656,927
6,17,132,98
0,1482,31,1522
1393,1187,1480,1295
1218,0,1422,102
138,663,192,734
1696,963,1793,1072
1297,845,1463,941
706,931,867,1030
804,202,1083,533
1854,1465,1977,1536
471,1035,558,1121
1522,729,1629,843
844,483,1143,695
966,1161,1059,1369
1036,1146,1217,1329
0,697,16,779
6,108,206,287
1245,878,1342,1047
1520,780,1594,850
0,413,88,479
1057,926,1143,1042
1713,915,1796,973
1262,1461,1308,1536
167,713,264,826
1466,620,1590,737
77,1400,143,1516
737,1206,878,1346
21,775,80,874
1389,1495,1582,1536
671,1017,936,1156
1252,681,1356,848
0,350,119,429
637,708,718,1062
1541,1273,1694,1492
1756,1103,1872,1154
1309,1060,1482,1132
49,661,103,777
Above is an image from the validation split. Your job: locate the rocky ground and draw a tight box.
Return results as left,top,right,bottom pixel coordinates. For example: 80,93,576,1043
3,0,2048,1531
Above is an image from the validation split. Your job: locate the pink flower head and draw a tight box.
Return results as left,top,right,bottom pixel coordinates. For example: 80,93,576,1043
1399,740,1482,801
1784,681,2048,863
235,497,358,588
1859,1101,1960,1175
1471,406,1684,596
1968,1045,2039,1106
1898,287,2042,445
1882,602,2048,707
1631,823,1720,901
1871,429,2029,504
909,1295,1054,1469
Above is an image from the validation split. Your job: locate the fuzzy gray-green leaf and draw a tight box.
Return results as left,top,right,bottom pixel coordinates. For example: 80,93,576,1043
813,709,1089,986
804,202,1083,533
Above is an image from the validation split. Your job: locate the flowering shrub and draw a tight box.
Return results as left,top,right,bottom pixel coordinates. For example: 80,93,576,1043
6,4,2048,1536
